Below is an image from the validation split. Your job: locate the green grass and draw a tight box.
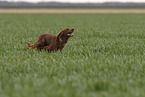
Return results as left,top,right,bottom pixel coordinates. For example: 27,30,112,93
0,13,145,97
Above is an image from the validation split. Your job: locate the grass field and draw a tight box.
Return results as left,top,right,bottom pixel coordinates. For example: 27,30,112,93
0,13,145,97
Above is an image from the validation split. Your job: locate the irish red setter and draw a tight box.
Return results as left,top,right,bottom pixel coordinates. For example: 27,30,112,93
27,28,74,52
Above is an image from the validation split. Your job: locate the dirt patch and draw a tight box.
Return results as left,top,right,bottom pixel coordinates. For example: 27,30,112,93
0,9,145,13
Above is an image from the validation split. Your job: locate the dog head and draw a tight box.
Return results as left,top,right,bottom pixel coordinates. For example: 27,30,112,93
57,28,74,43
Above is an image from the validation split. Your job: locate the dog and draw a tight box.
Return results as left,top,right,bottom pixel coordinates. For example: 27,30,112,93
27,28,74,52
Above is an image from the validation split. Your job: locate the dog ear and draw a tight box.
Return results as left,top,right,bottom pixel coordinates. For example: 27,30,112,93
57,30,64,41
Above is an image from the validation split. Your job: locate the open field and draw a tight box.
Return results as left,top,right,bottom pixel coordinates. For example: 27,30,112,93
1,9,145,13
0,13,145,97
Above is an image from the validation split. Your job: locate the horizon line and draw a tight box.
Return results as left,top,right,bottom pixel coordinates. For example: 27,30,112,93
1,0,145,3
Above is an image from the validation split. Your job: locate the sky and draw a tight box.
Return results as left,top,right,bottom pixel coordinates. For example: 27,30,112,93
5,0,145,3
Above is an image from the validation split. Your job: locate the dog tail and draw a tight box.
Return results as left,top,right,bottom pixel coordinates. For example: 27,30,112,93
26,41,35,49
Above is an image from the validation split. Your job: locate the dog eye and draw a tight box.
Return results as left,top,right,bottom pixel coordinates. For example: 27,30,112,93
66,29,69,31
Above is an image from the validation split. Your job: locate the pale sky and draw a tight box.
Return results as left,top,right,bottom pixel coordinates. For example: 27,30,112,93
5,0,145,3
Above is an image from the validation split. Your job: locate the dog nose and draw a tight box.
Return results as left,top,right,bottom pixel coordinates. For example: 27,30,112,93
72,29,74,31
